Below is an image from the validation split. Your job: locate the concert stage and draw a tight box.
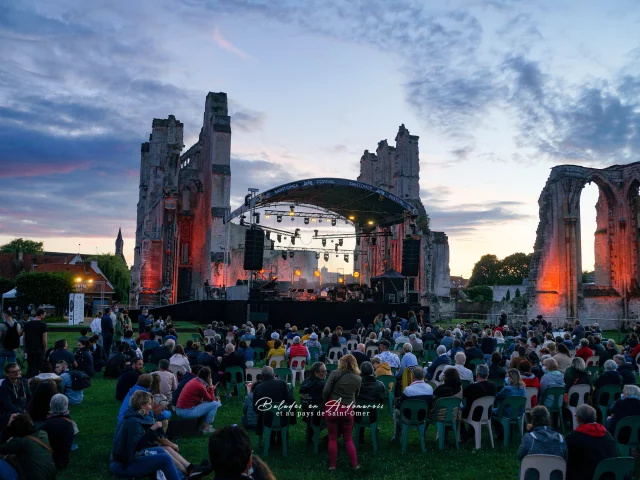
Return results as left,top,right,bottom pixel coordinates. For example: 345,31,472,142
135,300,425,330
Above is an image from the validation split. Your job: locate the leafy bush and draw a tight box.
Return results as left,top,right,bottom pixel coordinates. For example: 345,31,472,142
465,285,494,303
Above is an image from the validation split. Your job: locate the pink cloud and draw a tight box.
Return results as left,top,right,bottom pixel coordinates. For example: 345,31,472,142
212,28,253,60
0,161,90,179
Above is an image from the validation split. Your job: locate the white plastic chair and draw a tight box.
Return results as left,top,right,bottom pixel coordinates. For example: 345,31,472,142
204,335,216,345
245,367,262,383
524,387,539,428
347,340,358,352
519,454,566,480
458,395,495,449
365,346,379,358
268,355,285,368
290,356,307,386
567,384,591,429
327,347,343,364
586,356,599,367
168,364,187,377
432,364,448,386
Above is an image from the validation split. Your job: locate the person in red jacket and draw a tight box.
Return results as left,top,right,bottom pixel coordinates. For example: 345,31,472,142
575,338,594,362
286,336,309,367
175,367,221,434
518,360,540,407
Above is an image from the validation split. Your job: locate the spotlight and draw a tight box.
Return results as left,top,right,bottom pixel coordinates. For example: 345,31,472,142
311,218,317,222
315,252,320,260
277,215,282,223
353,270,360,278
277,234,282,242
338,238,343,246
304,217,309,225
295,228,300,237
314,230,318,237
289,251,294,258
322,238,326,247
289,205,295,216
291,237,295,245
331,219,337,226
344,254,349,263
266,232,270,240
314,269,320,277
324,253,329,261
294,268,301,276
282,251,287,260
338,277,344,283
368,220,374,225
265,213,271,219
335,244,339,252
254,213,260,224
318,218,323,223
348,215,355,220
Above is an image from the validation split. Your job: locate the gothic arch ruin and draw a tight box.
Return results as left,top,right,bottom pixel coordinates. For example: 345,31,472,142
528,162,640,322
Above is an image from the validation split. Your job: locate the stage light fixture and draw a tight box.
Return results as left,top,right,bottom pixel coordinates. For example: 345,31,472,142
318,218,323,223
368,220,374,225
335,244,339,252
304,217,309,225
331,219,337,226
338,238,343,246
313,229,318,237
294,268,301,276
344,254,349,263
260,268,265,274
348,215,355,220
338,277,344,283
324,253,329,261
313,269,320,277
277,215,282,223
277,234,282,242
254,212,260,224
295,228,300,237
315,252,320,260
282,251,287,260
289,251,294,258
266,232,270,240
265,213,271,219
353,270,360,278
322,238,326,247
291,237,295,245
289,205,295,216
311,218,317,222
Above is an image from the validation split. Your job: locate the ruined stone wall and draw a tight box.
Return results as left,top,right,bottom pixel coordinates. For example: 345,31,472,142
394,125,420,200
430,232,451,297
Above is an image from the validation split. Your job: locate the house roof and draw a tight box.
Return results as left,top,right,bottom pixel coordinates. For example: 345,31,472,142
450,276,469,289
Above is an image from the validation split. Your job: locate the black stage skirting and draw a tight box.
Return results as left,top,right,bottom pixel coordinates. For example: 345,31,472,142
131,300,426,330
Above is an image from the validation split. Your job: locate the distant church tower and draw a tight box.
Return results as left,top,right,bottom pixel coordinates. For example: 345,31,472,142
115,228,126,265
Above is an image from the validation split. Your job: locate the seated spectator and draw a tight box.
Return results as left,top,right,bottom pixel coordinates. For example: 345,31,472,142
221,343,246,374
377,340,400,370
74,339,95,377
122,329,137,352
26,379,58,427
115,357,144,402
364,332,379,349
48,339,77,370
169,345,191,372
464,340,484,368
540,358,565,408
613,354,636,385
253,366,296,445
566,404,617,480
447,339,464,363
575,338,593,362
77,328,89,343
599,339,619,366
0,413,57,480
371,355,392,380
554,344,573,373
397,343,419,381
250,333,267,353
300,362,327,442
517,405,567,479
493,369,526,436
118,374,153,423
358,361,386,404
286,336,309,365
88,335,105,372
562,332,575,351
237,341,255,367
460,364,496,442
509,346,528,370
41,394,76,470
111,390,182,480
429,367,462,423
426,345,450,381
409,334,423,353
0,362,31,428
518,360,540,403
151,339,175,365
395,330,411,345
606,384,640,436
208,425,260,480
563,357,591,392
153,360,178,403
175,367,221,434
443,351,473,382
55,360,84,405
266,340,286,368
172,366,200,409
185,340,201,365
203,324,215,337
164,328,178,344
351,344,369,366
594,359,623,391
104,343,128,379
143,332,161,354
488,352,506,380
196,344,221,384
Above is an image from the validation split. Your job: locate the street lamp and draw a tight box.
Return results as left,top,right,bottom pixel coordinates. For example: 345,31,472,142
88,279,106,313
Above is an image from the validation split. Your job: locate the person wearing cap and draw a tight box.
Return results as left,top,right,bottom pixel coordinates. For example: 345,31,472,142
286,326,301,340
377,340,400,369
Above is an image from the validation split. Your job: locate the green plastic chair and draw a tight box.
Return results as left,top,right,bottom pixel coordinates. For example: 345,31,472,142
424,340,436,363
594,384,622,424
224,366,246,400
258,404,290,457
353,402,381,453
461,379,471,389
613,415,640,456
592,456,635,480
308,346,321,364
469,359,484,379
540,386,566,432
391,367,398,376
252,347,265,366
144,363,158,373
399,399,429,453
493,395,526,447
425,397,460,450
496,343,505,353
274,367,293,386
586,365,600,380
309,414,326,454
377,375,396,416
191,333,202,343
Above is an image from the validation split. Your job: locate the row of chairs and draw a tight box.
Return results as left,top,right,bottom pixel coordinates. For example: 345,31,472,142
520,454,635,480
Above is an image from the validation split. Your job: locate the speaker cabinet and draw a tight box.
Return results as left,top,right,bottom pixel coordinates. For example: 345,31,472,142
402,238,420,277
243,228,264,271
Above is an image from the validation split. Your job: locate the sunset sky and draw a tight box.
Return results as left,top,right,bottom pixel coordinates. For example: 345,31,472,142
1,0,639,277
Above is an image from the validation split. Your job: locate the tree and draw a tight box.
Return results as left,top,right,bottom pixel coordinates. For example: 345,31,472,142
468,254,501,286
94,254,130,302
515,288,521,298
505,289,511,301
465,285,494,303
0,238,44,254
15,271,73,312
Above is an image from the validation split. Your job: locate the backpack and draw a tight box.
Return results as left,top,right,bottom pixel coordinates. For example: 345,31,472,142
2,322,20,350
69,370,92,390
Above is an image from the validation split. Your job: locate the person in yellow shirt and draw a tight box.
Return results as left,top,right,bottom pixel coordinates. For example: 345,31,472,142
300,328,312,343
267,339,286,368
267,332,279,352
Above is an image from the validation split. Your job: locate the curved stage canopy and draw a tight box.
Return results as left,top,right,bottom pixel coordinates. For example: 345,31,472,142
225,178,419,231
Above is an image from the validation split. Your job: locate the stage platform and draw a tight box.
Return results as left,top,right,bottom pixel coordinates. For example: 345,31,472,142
132,300,425,330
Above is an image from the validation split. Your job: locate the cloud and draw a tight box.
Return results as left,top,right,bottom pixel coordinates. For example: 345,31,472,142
212,27,253,60
230,108,266,132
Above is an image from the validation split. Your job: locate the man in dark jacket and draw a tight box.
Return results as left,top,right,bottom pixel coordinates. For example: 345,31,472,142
253,366,296,440
150,340,174,365
517,405,567,464
460,364,497,441
104,343,128,378
115,358,144,401
0,362,31,429
566,404,617,480
594,360,623,390
571,320,585,343
101,307,115,356
357,360,386,435
299,362,327,442
613,355,637,385
196,345,221,384
599,339,619,366
426,346,451,381
352,344,369,366
137,308,149,335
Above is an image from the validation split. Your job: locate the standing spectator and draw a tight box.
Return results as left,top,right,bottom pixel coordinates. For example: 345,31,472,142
41,394,76,471
0,310,22,378
24,308,48,378
90,310,103,346
571,320,585,343
137,308,149,334
153,360,178,403
322,354,361,471
114,313,124,349
517,405,567,477
175,367,221,434
565,405,617,480
101,307,115,356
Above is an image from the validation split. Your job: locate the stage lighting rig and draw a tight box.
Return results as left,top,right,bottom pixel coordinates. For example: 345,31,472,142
277,234,281,242
289,251,294,258
338,238,343,246
277,215,282,223
323,253,329,261
335,244,339,252
331,218,337,226
304,217,309,225
289,205,295,216
322,238,326,247
344,254,349,263
315,252,320,260
281,251,287,260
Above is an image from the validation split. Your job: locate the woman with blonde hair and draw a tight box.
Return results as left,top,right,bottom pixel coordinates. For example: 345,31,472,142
373,314,383,333
494,330,505,344
322,354,362,471
492,369,526,436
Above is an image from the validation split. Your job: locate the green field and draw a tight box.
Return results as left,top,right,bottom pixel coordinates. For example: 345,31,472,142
38,329,528,480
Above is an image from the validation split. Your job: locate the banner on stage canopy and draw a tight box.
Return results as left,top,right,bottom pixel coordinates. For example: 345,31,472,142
68,293,84,326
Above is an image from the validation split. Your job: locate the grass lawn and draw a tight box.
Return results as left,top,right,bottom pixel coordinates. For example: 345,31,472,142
41,330,526,480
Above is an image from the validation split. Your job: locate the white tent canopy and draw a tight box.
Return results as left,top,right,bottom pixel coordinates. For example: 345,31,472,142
1,288,16,313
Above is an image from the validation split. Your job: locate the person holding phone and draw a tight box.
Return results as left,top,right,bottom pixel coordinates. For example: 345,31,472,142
175,367,221,434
